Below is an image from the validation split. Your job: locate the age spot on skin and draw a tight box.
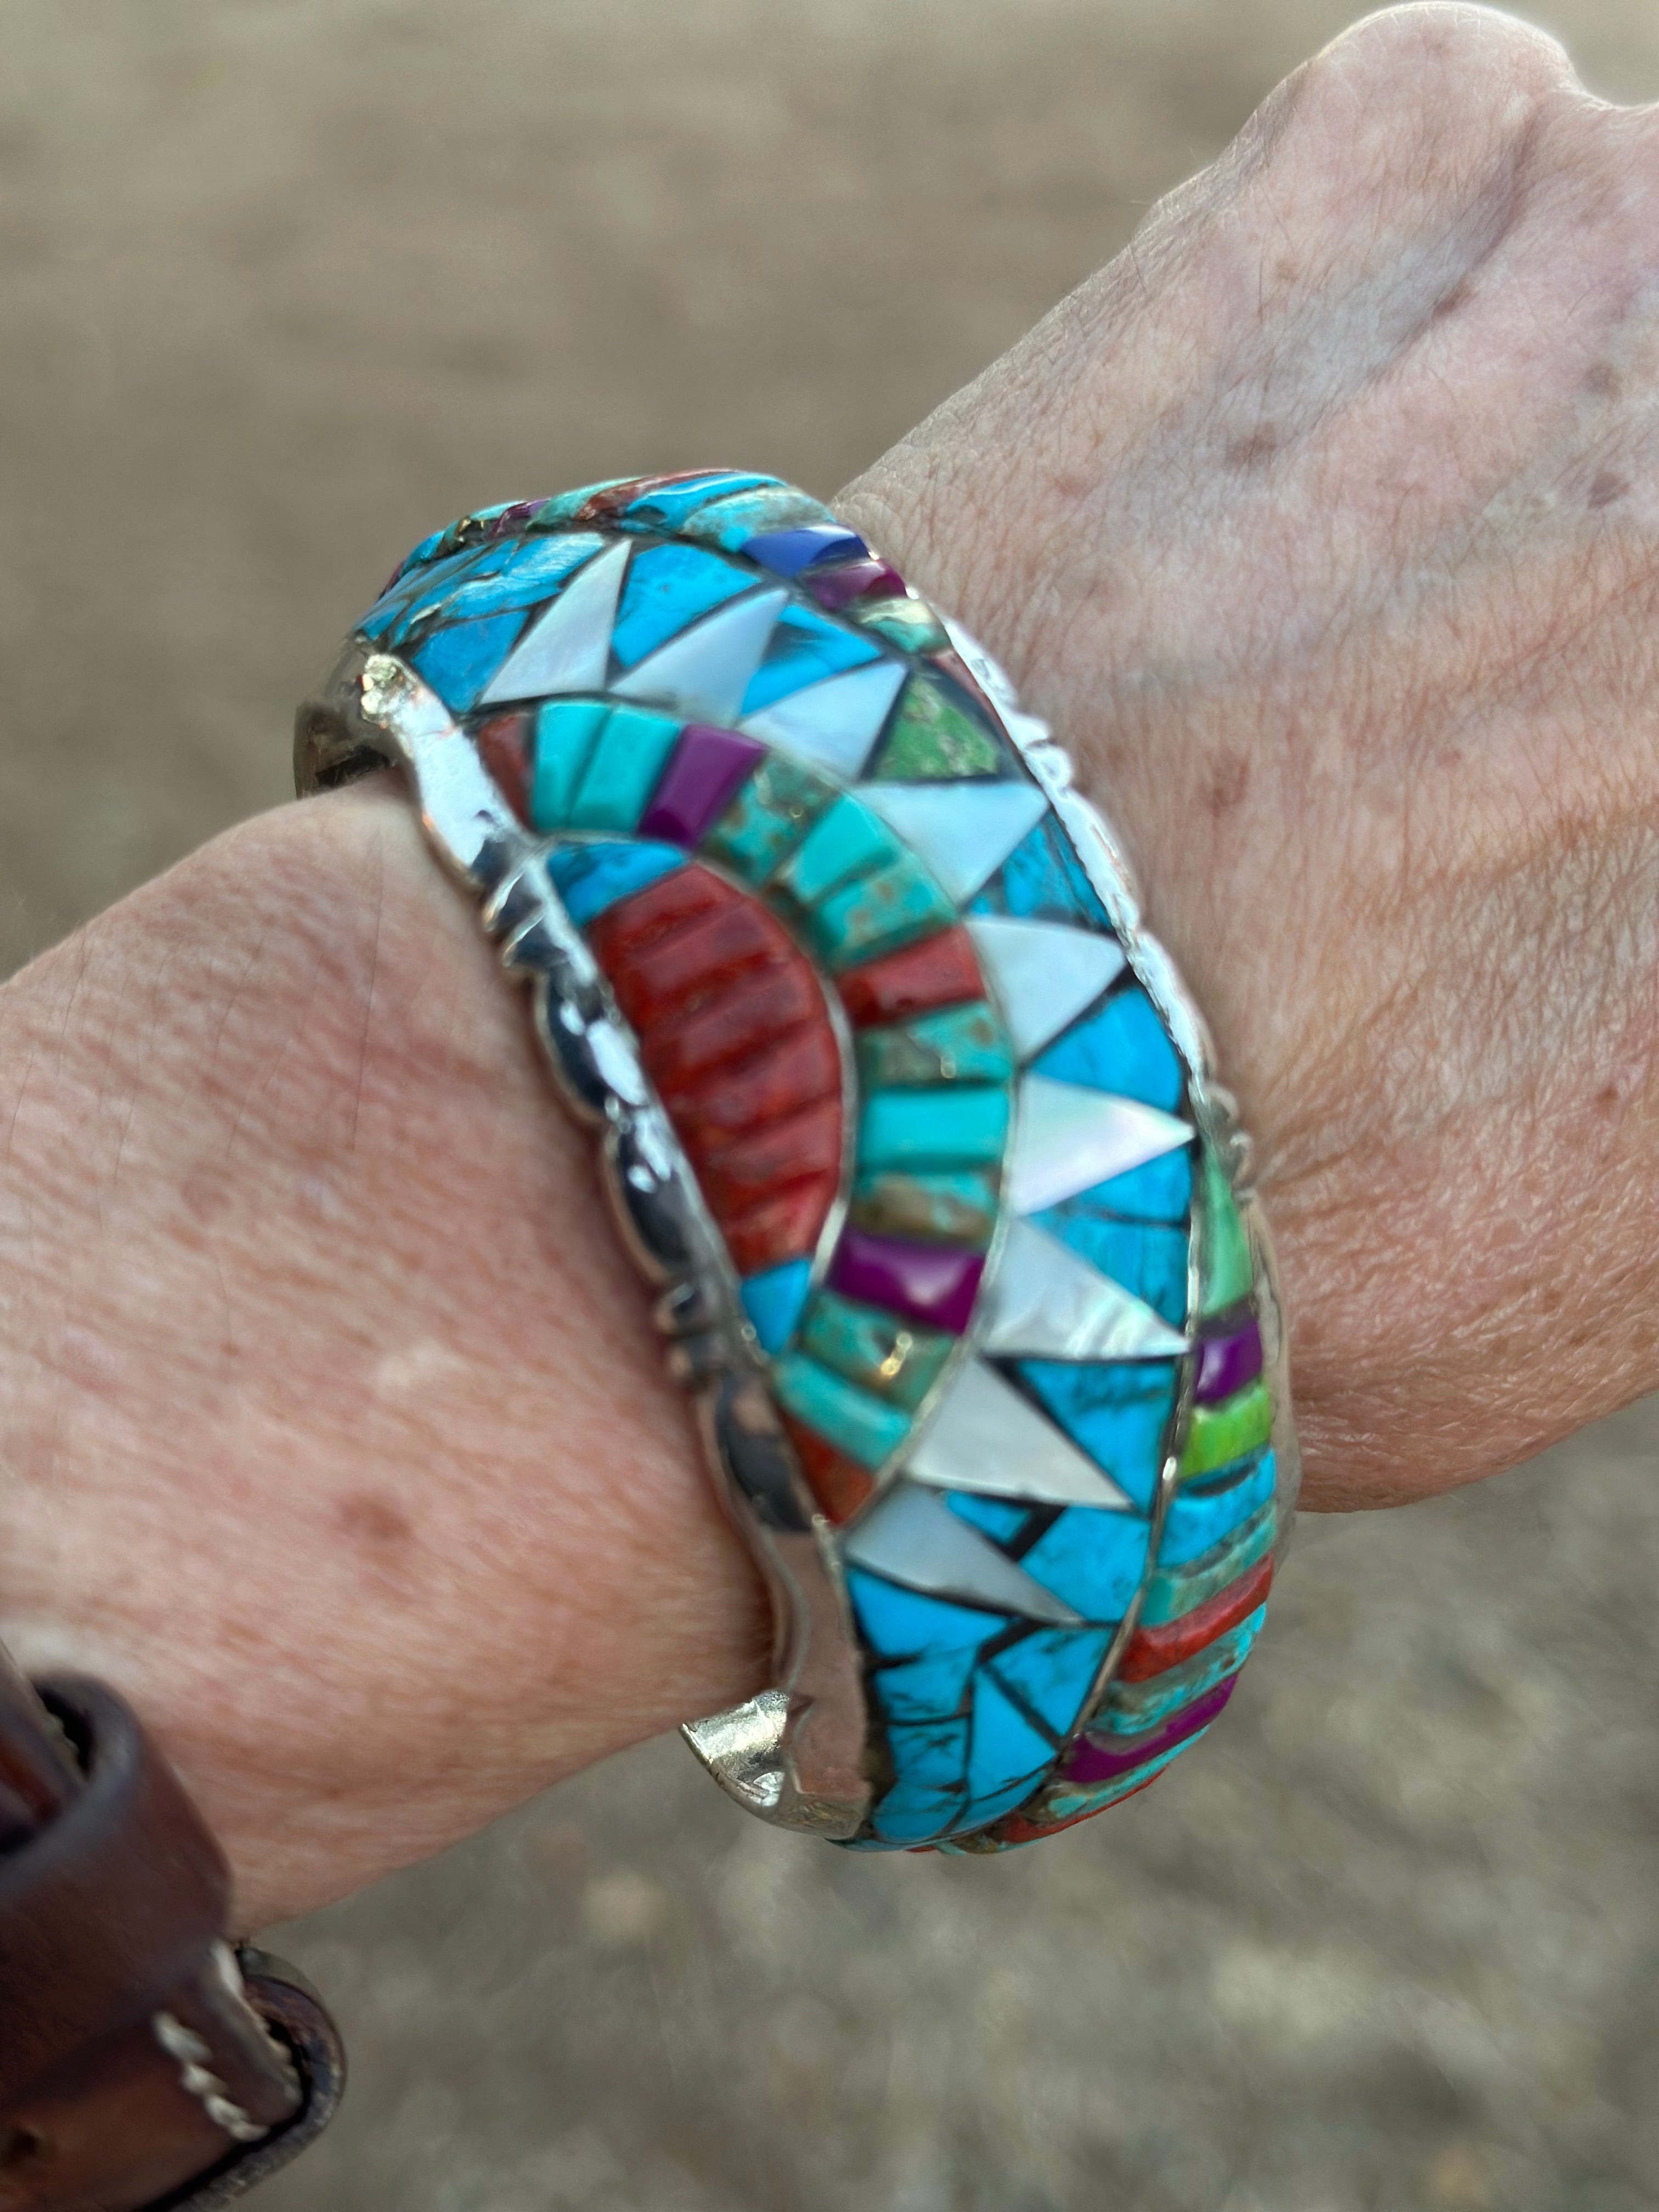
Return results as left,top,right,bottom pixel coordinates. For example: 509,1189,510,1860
1583,363,1621,400
1429,278,1472,323
1205,751,1251,813
1587,470,1628,511
1226,425,1279,470
337,1491,414,1549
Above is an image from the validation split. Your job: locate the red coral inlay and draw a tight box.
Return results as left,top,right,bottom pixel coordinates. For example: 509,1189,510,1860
595,865,843,1272
474,713,531,825
780,1412,874,1525
838,926,984,1027
1114,1556,1273,1684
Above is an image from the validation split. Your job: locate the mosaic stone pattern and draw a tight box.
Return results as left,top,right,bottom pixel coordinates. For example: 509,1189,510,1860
354,469,1287,1852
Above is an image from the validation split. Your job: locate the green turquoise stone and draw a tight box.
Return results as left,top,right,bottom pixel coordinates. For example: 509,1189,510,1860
527,479,630,527
772,1352,913,1469
699,752,837,884
857,1086,1011,1172
872,672,1005,780
812,856,958,966
681,486,833,546
1096,1609,1265,1735
851,594,950,654
1178,1376,1273,1479
799,1293,955,1413
568,705,681,831
774,796,902,908
849,1168,1000,1248
1138,1500,1275,1626
855,1003,1013,1088
529,698,608,830
1197,1142,1254,1318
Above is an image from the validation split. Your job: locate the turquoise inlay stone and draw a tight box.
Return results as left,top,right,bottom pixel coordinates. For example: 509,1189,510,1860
527,478,633,527
812,857,958,967
360,541,493,639
568,704,682,830
850,1167,1001,1249
883,1716,970,1792
529,698,609,829
772,1353,912,1469
970,815,1113,930
699,751,837,884
438,532,602,625
845,1569,1012,1661
739,1259,812,1355
774,795,901,907
871,1774,968,1845
1094,1607,1266,1736
1018,1505,1150,1622
968,1673,1055,1796
1036,984,1185,1111
798,1295,954,1414
1085,1148,1194,1225
549,841,683,927
1160,1451,1278,1567
952,1771,1052,1832
943,1493,1030,1545
1032,1209,1189,1328
621,472,780,531
1042,1734,1198,1823
855,1005,1014,1089
856,1087,1011,1172
681,484,835,548
1141,1500,1276,1626
988,1625,1116,1741
1015,1360,1180,1513
407,610,526,713
385,539,527,642
740,605,883,715
871,1646,981,1724
607,542,754,667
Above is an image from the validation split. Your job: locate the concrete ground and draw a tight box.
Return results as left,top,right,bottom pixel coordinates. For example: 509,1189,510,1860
3,3,1658,2205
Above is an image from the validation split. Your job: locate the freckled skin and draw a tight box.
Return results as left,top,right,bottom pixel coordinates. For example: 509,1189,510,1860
4,5,1659,1924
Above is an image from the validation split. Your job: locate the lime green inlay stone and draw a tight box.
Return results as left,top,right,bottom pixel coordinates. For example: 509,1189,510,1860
772,1352,913,1469
800,1293,955,1413
851,595,950,654
855,1003,1013,1088
850,1168,1000,1249
873,672,1005,780
812,857,958,967
568,704,682,831
1139,1500,1276,1626
1197,1142,1253,1319
700,752,837,885
774,795,902,908
1178,1379,1274,1479
857,1086,1011,1172
681,487,832,546
529,699,609,830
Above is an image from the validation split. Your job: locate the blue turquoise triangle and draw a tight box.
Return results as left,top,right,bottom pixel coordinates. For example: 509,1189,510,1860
740,604,882,715
986,1624,1115,1741
610,542,755,667
845,1568,1013,1661
407,610,529,713
968,1669,1056,1797
738,1259,812,1354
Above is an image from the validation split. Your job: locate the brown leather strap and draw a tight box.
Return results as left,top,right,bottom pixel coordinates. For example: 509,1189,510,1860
0,1672,342,2211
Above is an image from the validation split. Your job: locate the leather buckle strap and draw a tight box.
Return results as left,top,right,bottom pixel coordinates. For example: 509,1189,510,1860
0,1673,343,2211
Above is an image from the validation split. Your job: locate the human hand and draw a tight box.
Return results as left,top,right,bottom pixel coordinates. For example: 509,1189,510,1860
4,3,1653,1925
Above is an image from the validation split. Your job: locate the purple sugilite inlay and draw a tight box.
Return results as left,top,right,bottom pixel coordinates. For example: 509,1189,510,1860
1194,1318,1263,1404
1056,1672,1240,1787
828,1229,985,1335
806,556,907,613
639,725,766,847
742,525,870,577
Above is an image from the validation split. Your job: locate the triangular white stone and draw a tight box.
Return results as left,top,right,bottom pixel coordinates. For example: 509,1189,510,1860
1008,1075,1192,1216
859,781,1050,902
842,1480,1082,1624
476,539,629,705
906,1361,1132,1509
982,1219,1188,1362
966,917,1126,1062
613,587,788,725
738,659,906,780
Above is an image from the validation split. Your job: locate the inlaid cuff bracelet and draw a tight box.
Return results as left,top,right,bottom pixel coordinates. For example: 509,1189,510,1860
295,468,1299,1854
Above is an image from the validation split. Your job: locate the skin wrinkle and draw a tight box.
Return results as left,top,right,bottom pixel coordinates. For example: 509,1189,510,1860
9,3,1659,1919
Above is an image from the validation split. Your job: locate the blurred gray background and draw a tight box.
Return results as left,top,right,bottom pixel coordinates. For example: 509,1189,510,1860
4,3,1658,2207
